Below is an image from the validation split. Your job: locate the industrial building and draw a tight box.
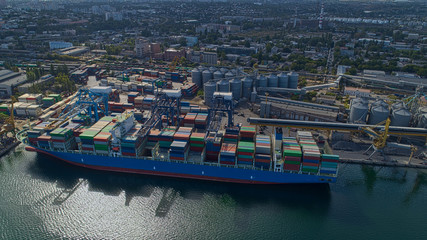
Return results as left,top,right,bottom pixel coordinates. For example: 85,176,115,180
57,46,90,56
0,70,27,97
17,74,55,92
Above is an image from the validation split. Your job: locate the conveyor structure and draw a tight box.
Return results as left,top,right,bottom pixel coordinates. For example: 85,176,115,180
248,118,427,137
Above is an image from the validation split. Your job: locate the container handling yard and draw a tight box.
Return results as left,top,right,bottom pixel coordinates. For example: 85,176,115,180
5,65,427,185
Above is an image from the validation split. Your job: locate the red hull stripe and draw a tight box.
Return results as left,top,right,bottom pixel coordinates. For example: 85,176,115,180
26,146,284,184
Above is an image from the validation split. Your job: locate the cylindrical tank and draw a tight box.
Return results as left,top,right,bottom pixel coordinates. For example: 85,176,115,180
371,99,388,109
230,78,242,100
417,113,427,128
217,79,230,92
209,67,217,72
202,70,212,84
257,74,267,87
213,70,224,80
267,74,279,88
278,72,289,88
242,77,253,99
220,68,228,74
349,98,369,123
288,72,299,89
191,68,202,88
368,105,389,125
204,81,217,107
391,102,405,111
225,71,234,79
391,108,411,127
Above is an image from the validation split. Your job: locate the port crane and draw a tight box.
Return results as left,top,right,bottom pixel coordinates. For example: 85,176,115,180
361,119,417,162
0,96,17,137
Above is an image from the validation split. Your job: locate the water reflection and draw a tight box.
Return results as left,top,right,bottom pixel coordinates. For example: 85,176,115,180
27,154,332,217
403,172,427,204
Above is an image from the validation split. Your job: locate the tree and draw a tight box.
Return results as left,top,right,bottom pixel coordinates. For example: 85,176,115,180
50,64,55,76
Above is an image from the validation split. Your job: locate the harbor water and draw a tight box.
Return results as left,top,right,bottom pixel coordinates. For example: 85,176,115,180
0,144,426,239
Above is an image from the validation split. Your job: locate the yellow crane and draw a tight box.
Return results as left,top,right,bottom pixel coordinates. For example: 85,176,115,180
0,96,17,137
362,118,417,161
169,56,180,72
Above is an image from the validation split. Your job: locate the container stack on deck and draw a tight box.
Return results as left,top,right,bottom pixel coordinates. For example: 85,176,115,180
159,126,176,149
255,135,271,169
282,137,302,172
297,131,321,174
237,141,255,166
205,132,222,162
169,141,188,161
320,154,339,175
220,143,236,165
224,127,239,143
94,129,112,155
79,129,99,152
49,128,76,151
195,113,208,129
183,113,197,128
147,129,161,148
190,132,205,152
239,126,256,142
121,126,143,157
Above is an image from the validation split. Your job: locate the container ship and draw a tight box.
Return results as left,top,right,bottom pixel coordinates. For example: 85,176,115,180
17,88,338,184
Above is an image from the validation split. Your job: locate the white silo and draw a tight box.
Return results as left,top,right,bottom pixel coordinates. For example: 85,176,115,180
242,77,253,99
368,105,389,125
257,74,267,87
213,70,224,80
391,108,411,127
217,79,230,92
349,98,369,123
204,81,217,107
225,71,234,80
202,70,212,84
267,74,279,88
278,72,289,88
288,72,299,89
191,68,202,88
230,78,242,100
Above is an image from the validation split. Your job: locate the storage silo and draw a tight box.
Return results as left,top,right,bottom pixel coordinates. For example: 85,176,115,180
230,78,242,100
202,70,212,84
371,99,388,109
288,72,299,89
268,74,279,88
391,102,405,111
278,72,289,88
368,105,389,125
217,79,230,92
349,98,369,123
213,70,224,80
204,81,217,107
209,67,217,72
391,108,411,127
417,113,427,128
225,71,234,80
257,75,267,87
242,77,253,99
191,68,202,88
220,68,228,74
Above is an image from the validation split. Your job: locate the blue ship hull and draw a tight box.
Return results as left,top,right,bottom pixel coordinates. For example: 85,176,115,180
26,146,336,184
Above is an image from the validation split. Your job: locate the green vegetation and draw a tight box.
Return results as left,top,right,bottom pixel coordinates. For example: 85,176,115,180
105,45,123,55
53,73,76,94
